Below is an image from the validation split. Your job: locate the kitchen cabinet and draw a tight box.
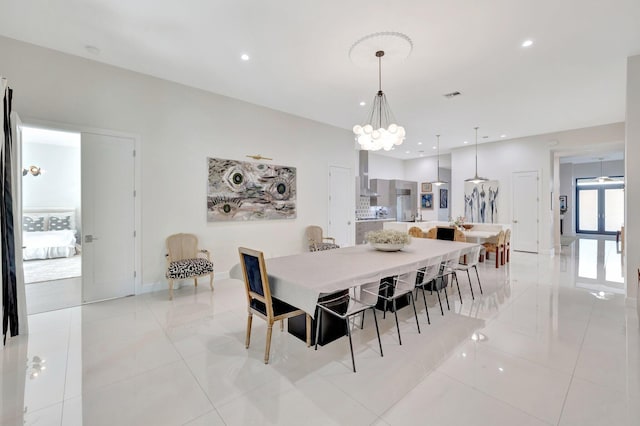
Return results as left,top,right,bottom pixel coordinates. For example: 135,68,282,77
355,219,396,244
370,179,391,207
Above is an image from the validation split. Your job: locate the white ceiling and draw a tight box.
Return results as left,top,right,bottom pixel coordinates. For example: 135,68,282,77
1,1,639,159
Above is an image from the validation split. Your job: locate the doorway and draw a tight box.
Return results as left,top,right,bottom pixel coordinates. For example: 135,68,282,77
512,171,539,253
22,127,82,314
328,165,353,247
576,178,624,235
21,125,137,313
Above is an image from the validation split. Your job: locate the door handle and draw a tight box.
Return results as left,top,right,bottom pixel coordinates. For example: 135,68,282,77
513,220,518,223
84,235,99,243
348,221,351,225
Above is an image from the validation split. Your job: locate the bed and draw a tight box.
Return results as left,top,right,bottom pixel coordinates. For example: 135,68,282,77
22,208,79,260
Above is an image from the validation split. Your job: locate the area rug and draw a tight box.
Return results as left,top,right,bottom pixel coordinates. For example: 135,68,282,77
23,255,82,283
560,236,578,246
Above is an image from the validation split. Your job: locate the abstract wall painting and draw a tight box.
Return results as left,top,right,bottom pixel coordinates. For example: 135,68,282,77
421,193,433,209
207,157,296,222
464,181,499,223
439,188,448,209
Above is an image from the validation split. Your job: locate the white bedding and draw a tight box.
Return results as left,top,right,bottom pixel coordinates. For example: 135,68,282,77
23,230,77,260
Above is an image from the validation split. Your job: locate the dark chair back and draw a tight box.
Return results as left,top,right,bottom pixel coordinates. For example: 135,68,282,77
436,227,455,241
239,247,273,317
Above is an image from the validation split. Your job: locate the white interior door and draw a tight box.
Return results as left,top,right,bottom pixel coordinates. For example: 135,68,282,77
512,171,539,253
81,132,135,302
328,166,353,247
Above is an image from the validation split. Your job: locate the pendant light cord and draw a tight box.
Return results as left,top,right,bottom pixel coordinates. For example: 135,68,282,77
474,126,479,175
436,135,441,181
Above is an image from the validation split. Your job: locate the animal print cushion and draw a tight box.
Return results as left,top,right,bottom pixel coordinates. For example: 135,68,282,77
23,216,45,232
309,242,340,252
49,216,72,231
166,258,214,279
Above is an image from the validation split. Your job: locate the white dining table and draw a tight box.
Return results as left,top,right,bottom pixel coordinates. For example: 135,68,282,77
241,238,478,317
462,229,499,243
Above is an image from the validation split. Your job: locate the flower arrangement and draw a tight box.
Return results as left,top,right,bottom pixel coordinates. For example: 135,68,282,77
365,229,411,245
450,215,466,229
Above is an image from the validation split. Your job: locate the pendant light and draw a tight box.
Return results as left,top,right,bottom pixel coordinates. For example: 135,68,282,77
353,50,405,151
464,126,489,184
430,134,447,186
597,158,613,183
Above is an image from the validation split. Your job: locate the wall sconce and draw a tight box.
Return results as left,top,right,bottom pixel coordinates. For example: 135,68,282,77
22,165,42,177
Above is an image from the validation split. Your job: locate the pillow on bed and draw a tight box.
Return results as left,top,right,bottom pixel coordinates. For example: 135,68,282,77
48,215,72,231
23,216,45,232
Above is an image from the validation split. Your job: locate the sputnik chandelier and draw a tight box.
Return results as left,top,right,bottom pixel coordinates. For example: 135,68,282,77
353,50,405,151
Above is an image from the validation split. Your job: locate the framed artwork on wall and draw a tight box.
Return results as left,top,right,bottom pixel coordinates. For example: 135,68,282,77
421,182,432,192
421,193,433,209
207,157,297,222
463,181,498,223
559,195,567,212
440,188,448,209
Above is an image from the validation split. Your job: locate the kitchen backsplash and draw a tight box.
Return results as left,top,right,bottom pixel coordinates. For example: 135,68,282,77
356,196,391,219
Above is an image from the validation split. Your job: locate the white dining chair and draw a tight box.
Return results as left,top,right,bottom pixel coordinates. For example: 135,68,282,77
314,272,383,373
453,245,484,300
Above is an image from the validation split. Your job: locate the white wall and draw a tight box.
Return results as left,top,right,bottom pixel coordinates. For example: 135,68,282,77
368,152,404,180
449,123,624,254
625,55,640,305
404,155,451,222
0,36,354,292
22,141,81,231
559,160,624,235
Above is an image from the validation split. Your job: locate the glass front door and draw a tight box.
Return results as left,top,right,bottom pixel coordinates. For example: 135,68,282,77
576,178,624,235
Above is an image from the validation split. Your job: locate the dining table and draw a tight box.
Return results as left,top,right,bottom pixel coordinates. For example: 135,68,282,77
462,229,499,244
230,237,478,345
247,237,478,317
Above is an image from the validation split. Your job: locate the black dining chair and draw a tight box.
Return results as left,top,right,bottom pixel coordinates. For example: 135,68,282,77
238,247,311,364
436,226,456,241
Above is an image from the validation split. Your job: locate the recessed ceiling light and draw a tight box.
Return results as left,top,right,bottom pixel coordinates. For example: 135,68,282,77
463,141,468,144
405,150,410,154
500,134,507,138
359,101,366,106
432,146,437,150
417,142,422,145
240,53,250,61
521,39,533,48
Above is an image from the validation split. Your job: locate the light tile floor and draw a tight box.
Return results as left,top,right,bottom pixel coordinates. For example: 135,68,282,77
1,238,638,425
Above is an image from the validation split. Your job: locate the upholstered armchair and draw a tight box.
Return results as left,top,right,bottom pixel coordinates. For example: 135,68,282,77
306,225,340,252
165,233,214,300
408,226,424,238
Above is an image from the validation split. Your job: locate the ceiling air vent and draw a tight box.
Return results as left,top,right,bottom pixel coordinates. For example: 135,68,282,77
443,91,461,98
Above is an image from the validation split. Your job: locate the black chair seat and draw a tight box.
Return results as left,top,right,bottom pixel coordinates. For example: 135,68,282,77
250,297,301,317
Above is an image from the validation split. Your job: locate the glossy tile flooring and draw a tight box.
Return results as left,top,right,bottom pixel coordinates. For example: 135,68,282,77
1,238,638,425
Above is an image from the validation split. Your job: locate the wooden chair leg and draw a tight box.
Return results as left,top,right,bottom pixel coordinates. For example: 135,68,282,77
209,272,214,291
169,279,174,300
495,250,499,268
280,319,284,331
194,277,198,287
305,314,312,347
265,321,274,364
245,313,253,348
